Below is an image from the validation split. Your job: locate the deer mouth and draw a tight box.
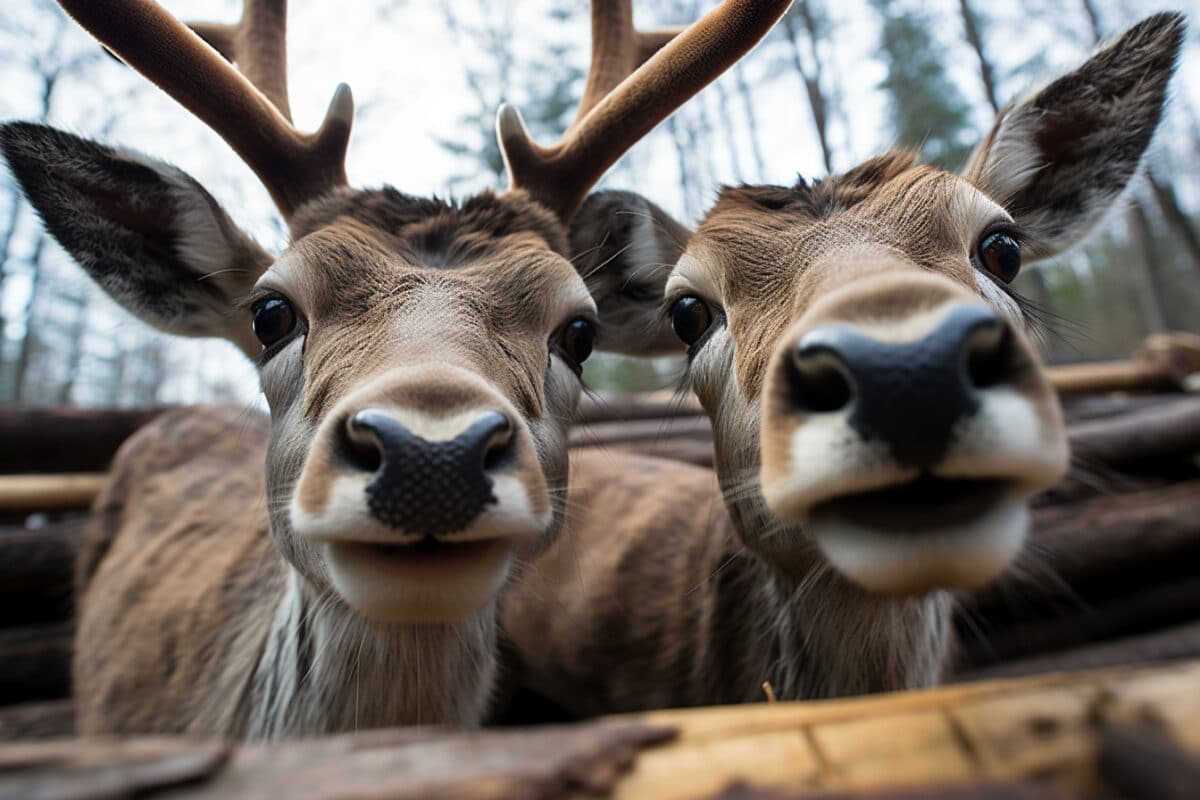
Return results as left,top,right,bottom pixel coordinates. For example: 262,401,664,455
803,475,1029,596
813,476,1012,531
329,536,510,578
323,537,514,623
342,536,506,571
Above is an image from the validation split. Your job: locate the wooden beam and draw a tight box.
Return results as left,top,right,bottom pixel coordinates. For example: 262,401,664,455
1068,396,1200,466
0,623,72,706
0,517,85,625
0,700,74,742
0,406,171,474
0,474,107,513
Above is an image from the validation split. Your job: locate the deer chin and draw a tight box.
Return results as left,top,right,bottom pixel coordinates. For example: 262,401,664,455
801,477,1029,595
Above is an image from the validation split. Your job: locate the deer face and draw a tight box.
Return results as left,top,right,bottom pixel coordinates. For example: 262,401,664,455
583,13,1183,594
257,191,596,622
672,156,1067,593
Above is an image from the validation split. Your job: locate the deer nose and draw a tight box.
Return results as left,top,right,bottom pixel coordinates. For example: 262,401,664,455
785,305,1013,470
342,409,514,535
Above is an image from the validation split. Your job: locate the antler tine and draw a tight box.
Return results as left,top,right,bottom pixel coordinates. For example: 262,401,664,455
575,1,689,121
57,0,352,217
499,0,791,222
188,0,292,121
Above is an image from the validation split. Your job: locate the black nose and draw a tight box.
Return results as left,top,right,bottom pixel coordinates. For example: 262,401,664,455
786,305,1011,470
343,409,513,535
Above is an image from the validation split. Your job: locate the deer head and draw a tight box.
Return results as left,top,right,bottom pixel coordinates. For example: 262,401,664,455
575,13,1184,594
1,0,788,623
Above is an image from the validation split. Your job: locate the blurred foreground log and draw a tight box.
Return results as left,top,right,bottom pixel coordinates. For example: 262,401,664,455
0,700,73,742
1,660,1198,799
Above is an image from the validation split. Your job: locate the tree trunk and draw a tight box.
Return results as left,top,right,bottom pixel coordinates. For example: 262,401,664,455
1146,171,1200,279
12,234,47,403
1125,203,1169,334
712,80,744,182
732,64,767,182
957,0,1000,113
780,7,833,174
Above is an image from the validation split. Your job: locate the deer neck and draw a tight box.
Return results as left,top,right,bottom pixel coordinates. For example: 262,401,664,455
243,569,498,738
719,477,954,697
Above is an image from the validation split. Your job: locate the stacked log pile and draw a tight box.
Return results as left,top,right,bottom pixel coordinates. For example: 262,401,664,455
0,335,1197,747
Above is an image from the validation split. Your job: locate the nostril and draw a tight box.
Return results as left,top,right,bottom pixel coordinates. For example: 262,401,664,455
476,411,514,472
343,411,385,473
787,346,853,414
964,320,1012,390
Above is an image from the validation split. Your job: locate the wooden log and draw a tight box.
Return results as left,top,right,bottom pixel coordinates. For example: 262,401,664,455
573,438,715,469
1047,359,1181,396
0,623,72,706
0,406,171,474
0,660,1197,798
1058,392,1188,424
1017,481,1200,601
1068,396,1200,466
1097,725,1200,800
0,700,74,742
955,620,1200,683
578,392,703,424
0,474,107,513
569,416,713,448
0,517,85,625
958,575,1200,669
1047,331,1200,397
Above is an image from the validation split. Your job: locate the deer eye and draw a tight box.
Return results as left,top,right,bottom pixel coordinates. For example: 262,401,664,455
252,296,297,348
670,296,713,346
557,318,595,370
977,232,1021,283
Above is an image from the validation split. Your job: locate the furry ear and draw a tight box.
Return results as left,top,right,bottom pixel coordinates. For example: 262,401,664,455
0,122,273,359
570,190,692,356
964,12,1184,259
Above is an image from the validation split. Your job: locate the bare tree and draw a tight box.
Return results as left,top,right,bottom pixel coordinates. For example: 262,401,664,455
732,64,768,182
778,2,835,174
957,0,1000,113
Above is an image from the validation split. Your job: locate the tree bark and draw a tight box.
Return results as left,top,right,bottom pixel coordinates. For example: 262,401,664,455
780,6,833,174
1124,202,1169,334
733,63,768,182
957,0,1000,113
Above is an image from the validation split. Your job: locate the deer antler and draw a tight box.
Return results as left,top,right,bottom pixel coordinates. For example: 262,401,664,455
498,0,791,221
56,0,351,217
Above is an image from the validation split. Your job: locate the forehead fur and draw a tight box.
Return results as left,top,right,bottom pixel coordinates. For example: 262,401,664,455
264,189,588,425
288,186,570,265
706,151,920,227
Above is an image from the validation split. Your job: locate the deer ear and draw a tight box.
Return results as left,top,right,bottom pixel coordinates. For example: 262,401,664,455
570,190,692,356
964,12,1184,259
0,122,272,359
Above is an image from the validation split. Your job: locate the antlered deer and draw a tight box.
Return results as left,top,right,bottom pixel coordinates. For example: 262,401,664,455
0,0,789,736
506,13,1185,715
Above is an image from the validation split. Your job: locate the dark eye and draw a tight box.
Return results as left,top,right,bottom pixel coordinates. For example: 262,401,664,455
558,318,595,368
252,296,297,348
670,295,713,346
977,232,1021,283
